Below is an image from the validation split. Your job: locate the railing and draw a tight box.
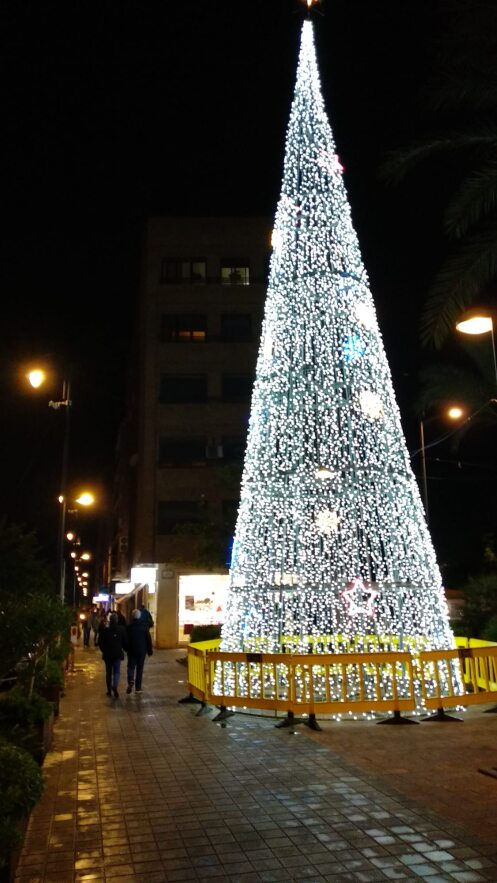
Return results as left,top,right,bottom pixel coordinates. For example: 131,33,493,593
184,636,497,724
186,639,221,700
207,649,417,717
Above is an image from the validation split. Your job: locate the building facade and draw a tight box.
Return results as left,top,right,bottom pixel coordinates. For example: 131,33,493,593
114,217,271,646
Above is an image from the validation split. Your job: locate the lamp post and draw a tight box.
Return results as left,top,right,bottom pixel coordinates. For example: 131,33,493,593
456,308,497,390
27,369,72,602
25,370,97,603
417,406,466,522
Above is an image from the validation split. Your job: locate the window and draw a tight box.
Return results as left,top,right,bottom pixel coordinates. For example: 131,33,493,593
222,374,252,401
161,314,207,342
222,437,246,460
161,258,206,283
157,501,202,534
221,313,252,341
221,260,250,285
159,438,206,465
159,375,207,403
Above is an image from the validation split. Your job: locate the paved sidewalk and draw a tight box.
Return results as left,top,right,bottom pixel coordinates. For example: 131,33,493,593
15,647,497,882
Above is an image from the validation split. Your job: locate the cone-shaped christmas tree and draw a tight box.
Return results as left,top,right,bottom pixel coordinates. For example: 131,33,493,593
221,20,454,656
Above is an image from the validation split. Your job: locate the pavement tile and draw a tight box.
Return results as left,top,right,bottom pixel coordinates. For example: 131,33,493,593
14,647,497,883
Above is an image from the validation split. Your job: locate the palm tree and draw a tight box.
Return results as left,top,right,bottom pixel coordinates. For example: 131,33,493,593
383,0,497,348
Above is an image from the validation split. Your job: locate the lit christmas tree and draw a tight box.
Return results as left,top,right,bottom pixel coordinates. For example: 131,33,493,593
221,19,454,658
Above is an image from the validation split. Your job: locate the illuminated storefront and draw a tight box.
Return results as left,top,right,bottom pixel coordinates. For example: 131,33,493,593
177,574,228,642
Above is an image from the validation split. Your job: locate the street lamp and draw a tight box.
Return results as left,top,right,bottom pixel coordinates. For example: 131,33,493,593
75,492,95,507
456,308,497,389
24,367,72,602
418,406,466,522
27,369,46,389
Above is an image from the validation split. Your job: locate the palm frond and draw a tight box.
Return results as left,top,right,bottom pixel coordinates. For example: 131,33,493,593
420,227,497,348
444,161,497,238
379,132,497,185
426,75,497,113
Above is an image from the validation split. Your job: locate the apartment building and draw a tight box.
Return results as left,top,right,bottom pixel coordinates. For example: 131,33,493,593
114,217,271,646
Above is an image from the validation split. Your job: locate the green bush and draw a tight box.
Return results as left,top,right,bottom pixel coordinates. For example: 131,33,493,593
0,591,72,682
48,635,71,664
0,740,44,867
34,659,64,691
457,573,497,638
190,624,222,643
482,614,497,643
0,689,53,757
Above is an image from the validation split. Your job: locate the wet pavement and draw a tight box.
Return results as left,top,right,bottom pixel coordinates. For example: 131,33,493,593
15,646,497,882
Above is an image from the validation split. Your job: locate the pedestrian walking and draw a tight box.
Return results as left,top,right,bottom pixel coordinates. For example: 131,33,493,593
116,609,127,628
98,612,128,698
90,609,100,646
126,609,153,694
139,604,154,628
81,612,91,647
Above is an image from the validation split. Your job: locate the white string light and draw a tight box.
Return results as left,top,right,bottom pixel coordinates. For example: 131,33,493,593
219,21,454,682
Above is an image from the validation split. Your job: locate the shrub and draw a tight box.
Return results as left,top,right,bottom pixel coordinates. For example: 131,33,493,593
34,659,64,692
482,614,497,643
0,689,53,757
190,624,222,643
0,740,44,867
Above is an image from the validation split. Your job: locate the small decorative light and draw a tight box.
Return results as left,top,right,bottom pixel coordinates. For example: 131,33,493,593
359,390,383,419
315,466,334,480
315,509,340,535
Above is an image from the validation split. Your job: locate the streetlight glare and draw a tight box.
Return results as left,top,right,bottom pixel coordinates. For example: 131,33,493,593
27,369,46,388
81,552,91,560
456,315,493,335
447,406,464,420
75,492,95,507
66,531,75,541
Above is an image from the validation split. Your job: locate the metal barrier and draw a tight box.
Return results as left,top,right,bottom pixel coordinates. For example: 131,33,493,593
206,649,417,720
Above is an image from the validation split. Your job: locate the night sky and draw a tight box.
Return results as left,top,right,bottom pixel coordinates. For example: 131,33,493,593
1,0,492,584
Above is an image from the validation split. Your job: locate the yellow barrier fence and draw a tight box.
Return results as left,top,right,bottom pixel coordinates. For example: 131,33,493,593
186,638,221,701
184,637,497,724
419,645,497,712
454,637,497,691
206,649,417,718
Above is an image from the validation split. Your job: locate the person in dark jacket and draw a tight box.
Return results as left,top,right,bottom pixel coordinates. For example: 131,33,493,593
126,609,153,694
139,605,154,628
98,612,128,698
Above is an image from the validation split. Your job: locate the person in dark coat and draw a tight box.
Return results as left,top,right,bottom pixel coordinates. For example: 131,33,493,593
98,612,128,698
139,605,154,628
126,609,153,694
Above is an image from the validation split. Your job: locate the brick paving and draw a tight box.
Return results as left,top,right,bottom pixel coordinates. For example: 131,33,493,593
15,646,497,882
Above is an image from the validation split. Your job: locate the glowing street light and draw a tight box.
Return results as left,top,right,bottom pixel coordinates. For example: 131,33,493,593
27,369,46,389
456,308,497,390
447,406,465,420
75,492,95,507
419,405,465,522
